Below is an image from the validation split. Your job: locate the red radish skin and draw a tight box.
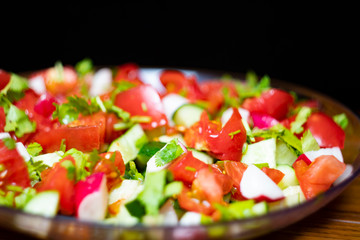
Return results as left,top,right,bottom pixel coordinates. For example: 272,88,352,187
251,112,279,129
75,172,108,221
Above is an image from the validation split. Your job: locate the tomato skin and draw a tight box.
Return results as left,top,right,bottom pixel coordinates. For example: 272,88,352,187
261,167,285,184
224,161,247,189
0,107,5,132
0,140,31,190
200,81,238,114
114,63,143,85
44,66,78,96
305,112,345,149
242,88,294,120
293,156,346,200
168,151,208,186
185,109,246,161
0,69,11,91
93,151,125,190
36,156,76,215
104,113,124,144
207,108,247,161
177,186,215,216
114,84,168,129
160,70,203,101
192,168,225,204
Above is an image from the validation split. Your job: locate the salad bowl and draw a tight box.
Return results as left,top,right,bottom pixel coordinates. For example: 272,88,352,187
0,67,359,240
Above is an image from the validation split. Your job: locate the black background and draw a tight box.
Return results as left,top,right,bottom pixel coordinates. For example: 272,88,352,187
0,2,358,111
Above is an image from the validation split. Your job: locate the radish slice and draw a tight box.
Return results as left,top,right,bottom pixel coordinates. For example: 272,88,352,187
304,147,343,163
34,94,57,118
28,75,46,95
75,172,108,221
89,68,112,97
240,165,284,202
251,112,279,129
221,107,250,126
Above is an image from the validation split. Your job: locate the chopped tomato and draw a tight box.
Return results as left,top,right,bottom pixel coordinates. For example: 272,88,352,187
242,88,294,120
43,66,78,96
114,63,143,85
0,140,31,190
92,151,125,190
0,69,11,91
224,161,248,189
185,109,246,161
177,186,215,216
114,84,167,129
210,164,234,195
168,151,208,186
261,167,285,184
192,167,225,204
104,113,124,144
200,81,238,114
293,155,346,199
304,112,345,149
160,70,203,101
36,156,76,215
0,107,5,132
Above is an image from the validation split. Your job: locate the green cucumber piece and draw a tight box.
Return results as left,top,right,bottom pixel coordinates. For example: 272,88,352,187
241,138,277,168
137,141,166,169
275,140,298,166
189,148,214,164
282,186,306,207
276,164,299,189
172,104,204,128
252,201,268,216
108,124,148,164
23,191,59,217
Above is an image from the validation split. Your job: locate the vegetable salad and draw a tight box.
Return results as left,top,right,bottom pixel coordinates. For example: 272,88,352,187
0,60,350,226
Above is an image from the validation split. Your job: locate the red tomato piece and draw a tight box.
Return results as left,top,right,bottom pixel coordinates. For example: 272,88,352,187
0,107,5,132
0,69,11,91
114,63,143,85
207,108,247,161
0,140,31,190
210,164,234,195
192,167,225,204
177,186,215,216
93,151,125,190
242,88,294,120
168,151,208,186
224,161,248,189
104,113,124,144
293,155,346,200
200,81,238,114
160,70,203,101
114,84,167,129
261,167,285,184
36,156,76,215
304,112,345,149
44,66,78,96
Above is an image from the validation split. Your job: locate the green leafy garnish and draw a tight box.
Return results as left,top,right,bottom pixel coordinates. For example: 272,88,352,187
333,113,349,130
1,73,29,102
124,161,144,181
2,137,16,150
14,187,37,209
229,129,241,139
26,142,43,157
26,160,49,186
60,159,76,180
75,58,94,77
153,138,185,167
290,107,312,134
62,148,89,181
301,129,320,152
4,104,36,138
235,73,270,102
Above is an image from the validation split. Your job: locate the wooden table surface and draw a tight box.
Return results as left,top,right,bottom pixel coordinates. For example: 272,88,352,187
1,176,359,240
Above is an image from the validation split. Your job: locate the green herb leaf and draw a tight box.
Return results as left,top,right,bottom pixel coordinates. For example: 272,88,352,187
290,107,312,134
124,161,144,181
26,142,43,157
4,104,36,138
333,113,349,130
154,138,185,167
26,159,49,186
60,159,76,180
75,58,93,77
63,148,89,181
2,137,16,150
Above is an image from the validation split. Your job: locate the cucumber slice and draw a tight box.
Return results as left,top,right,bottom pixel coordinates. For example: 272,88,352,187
189,148,214,164
252,201,268,216
172,104,204,128
158,134,186,146
241,138,277,168
23,191,59,217
137,141,166,168
282,185,306,207
32,151,64,167
275,140,298,166
276,164,299,189
108,124,148,164
162,93,189,126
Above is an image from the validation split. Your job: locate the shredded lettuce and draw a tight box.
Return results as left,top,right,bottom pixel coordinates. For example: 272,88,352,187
333,113,349,130
154,138,185,167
